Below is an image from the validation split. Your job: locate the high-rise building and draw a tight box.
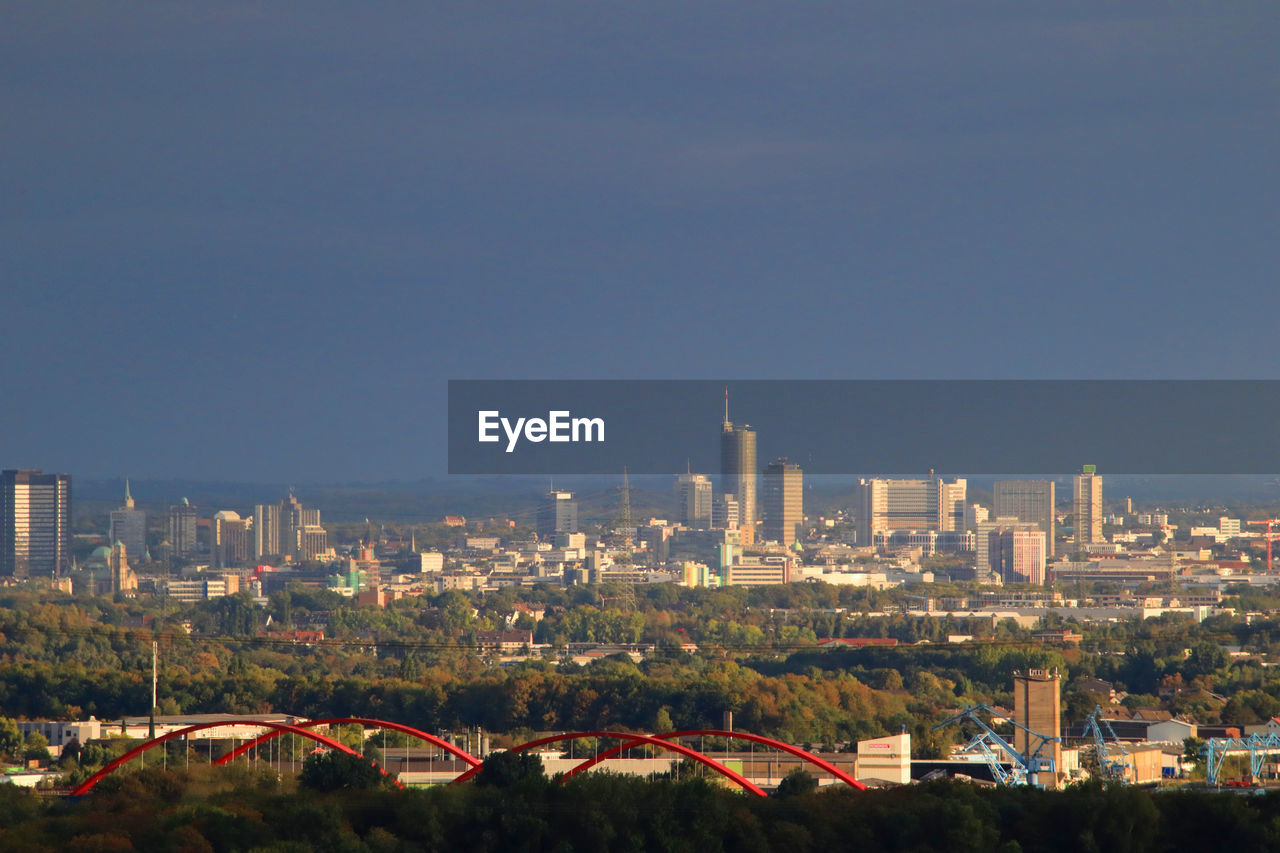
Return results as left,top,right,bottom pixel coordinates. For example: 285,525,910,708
298,525,329,561
1073,465,1103,550
855,477,967,546
675,473,713,529
253,503,280,559
720,396,757,545
109,479,147,564
212,510,249,569
1013,669,1062,788
167,499,198,558
989,527,1047,585
994,480,1056,557
537,490,578,540
762,458,803,547
713,493,740,531
1,469,72,578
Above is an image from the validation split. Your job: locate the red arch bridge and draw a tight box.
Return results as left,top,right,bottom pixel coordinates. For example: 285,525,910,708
69,718,867,797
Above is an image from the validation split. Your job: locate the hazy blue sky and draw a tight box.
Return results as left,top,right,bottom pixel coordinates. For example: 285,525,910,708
3,2,1277,481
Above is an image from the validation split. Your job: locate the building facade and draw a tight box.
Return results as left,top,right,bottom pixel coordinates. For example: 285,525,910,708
676,473,713,529
720,419,757,545
1073,465,1103,549
537,490,578,540
167,499,198,558
855,477,967,546
109,480,147,565
762,459,803,546
993,479,1056,557
1,469,72,577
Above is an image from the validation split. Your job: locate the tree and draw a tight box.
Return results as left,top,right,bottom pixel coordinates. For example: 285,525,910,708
774,768,818,797
474,749,547,788
0,717,23,762
299,750,388,792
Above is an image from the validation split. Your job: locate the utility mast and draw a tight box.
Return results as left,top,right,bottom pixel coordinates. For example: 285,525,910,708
149,640,158,740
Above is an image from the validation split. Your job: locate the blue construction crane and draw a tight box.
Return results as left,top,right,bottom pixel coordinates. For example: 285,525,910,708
1203,732,1280,785
1082,704,1129,781
932,704,1060,788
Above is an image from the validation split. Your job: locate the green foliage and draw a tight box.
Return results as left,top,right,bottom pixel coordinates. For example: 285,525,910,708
473,749,547,789
773,768,818,797
299,750,389,792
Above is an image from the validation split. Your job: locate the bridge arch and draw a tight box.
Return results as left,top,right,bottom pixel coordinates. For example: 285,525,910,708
69,720,395,796
214,717,481,768
565,729,867,790
451,730,766,796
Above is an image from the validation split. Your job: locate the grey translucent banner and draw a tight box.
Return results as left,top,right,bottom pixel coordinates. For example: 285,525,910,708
448,380,1280,475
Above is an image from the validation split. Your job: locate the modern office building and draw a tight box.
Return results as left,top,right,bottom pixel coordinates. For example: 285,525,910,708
713,493,740,531
989,527,1047,585
762,458,803,546
253,502,280,559
212,510,250,569
855,477,967,546
720,411,757,545
993,479,1056,556
109,480,147,564
167,499,198,558
676,473,713,529
537,490,578,540
1,469,72,577
1073,465,1103,550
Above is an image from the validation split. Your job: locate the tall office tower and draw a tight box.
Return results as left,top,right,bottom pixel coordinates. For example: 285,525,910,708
1,469,71,578
720,394,757,545
280,494,305,558
676,473,713,529
253,503,280,560
109,479,147,564
989,528,1047,585
1073,465,1103,550
994,480,1056,557
713,493,740,530
762,458,804,546
167,499,198,557
855,477,967,545
536,490,578,540
1013,669,1062,788
212,510,249,569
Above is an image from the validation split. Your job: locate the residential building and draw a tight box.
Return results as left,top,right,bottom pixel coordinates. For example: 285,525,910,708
762,458,803,546
253,502,280,559
1,469,72,577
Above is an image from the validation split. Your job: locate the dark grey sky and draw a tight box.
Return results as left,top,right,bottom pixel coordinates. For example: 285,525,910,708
2,2,1277,482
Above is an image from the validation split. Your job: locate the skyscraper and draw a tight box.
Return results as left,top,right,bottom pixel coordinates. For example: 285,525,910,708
109,479,147,564
212,510,249,569
762,458,803,546
1073,465,1103,550
720,392,757,545
1,469,72,578
167,499,198,558
989,527,1047,585
253,502,280,559
537,490,578,540
994,480,1056,557
675,473,713,529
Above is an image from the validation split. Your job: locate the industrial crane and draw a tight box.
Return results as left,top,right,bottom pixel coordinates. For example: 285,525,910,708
1246,519,1280,572
932,704,1059,788
1082,704,1129,781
